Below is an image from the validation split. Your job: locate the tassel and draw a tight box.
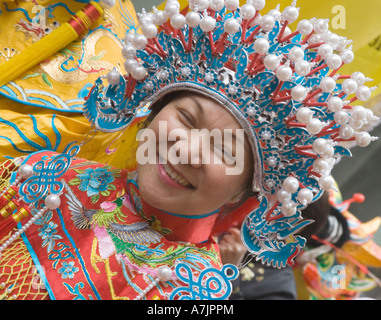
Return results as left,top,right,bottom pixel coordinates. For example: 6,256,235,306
0,207,30,240
0,200,19,220
0,186,18,208
0,1,103,87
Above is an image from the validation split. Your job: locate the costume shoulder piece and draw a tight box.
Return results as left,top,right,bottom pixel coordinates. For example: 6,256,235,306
0,150,237,300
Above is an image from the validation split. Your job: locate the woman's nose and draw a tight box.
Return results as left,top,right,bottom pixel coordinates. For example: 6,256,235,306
189,135,203,168
167,129,203,168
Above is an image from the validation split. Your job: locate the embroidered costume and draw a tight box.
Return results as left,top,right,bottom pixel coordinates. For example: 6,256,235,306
0,151,232,299
294,188,381,300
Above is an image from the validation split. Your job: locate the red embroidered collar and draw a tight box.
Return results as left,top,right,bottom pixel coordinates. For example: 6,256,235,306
126,176,219,244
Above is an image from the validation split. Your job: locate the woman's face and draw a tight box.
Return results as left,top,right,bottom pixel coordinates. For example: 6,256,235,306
136,94,253,216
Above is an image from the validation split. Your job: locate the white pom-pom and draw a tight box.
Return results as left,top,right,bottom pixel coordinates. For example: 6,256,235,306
224,17,240,34
106,69,121,85
318,175,335,191
224,0,239,11
291,85,308,102
263,54,280,71
240,3,256,20
288,47,305,62
297,188,313,205
341,79,358,95
296,107,314,123
200,15,216,32
282,176,299,194
131,64,146,81
294,60,311,76
306,118,323,134
276,64,293,81
253,38,269,54
281,200,297,217
297,19,313,35
327,97,343,112
319,77,336,93
281,5,299,23
186,11,201,27
276,189,292,203
259,15,275,31
252,0,265,11
326,54,342,70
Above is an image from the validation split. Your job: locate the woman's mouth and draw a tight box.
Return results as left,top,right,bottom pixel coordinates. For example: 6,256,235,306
157,157,194,189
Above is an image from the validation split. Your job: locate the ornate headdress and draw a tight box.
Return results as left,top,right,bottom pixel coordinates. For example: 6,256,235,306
84,0,379,268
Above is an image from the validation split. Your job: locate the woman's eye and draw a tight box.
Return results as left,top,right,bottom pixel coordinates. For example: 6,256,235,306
179,109,195,127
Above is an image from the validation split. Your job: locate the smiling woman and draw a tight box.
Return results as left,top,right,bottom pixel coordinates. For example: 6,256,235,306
137,93,254,216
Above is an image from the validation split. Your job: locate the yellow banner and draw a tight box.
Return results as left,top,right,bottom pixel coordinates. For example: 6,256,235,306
159,0,381,113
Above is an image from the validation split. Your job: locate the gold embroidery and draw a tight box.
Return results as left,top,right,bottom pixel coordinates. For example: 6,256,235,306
90,236,130,300
0,47,18,63
0,232,49,300
103,9,120,34
103,258,129,300
14,18,59,43
90,237,102,274
40,28,122,84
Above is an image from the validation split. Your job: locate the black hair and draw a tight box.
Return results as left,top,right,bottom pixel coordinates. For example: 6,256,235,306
299,192,350,248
